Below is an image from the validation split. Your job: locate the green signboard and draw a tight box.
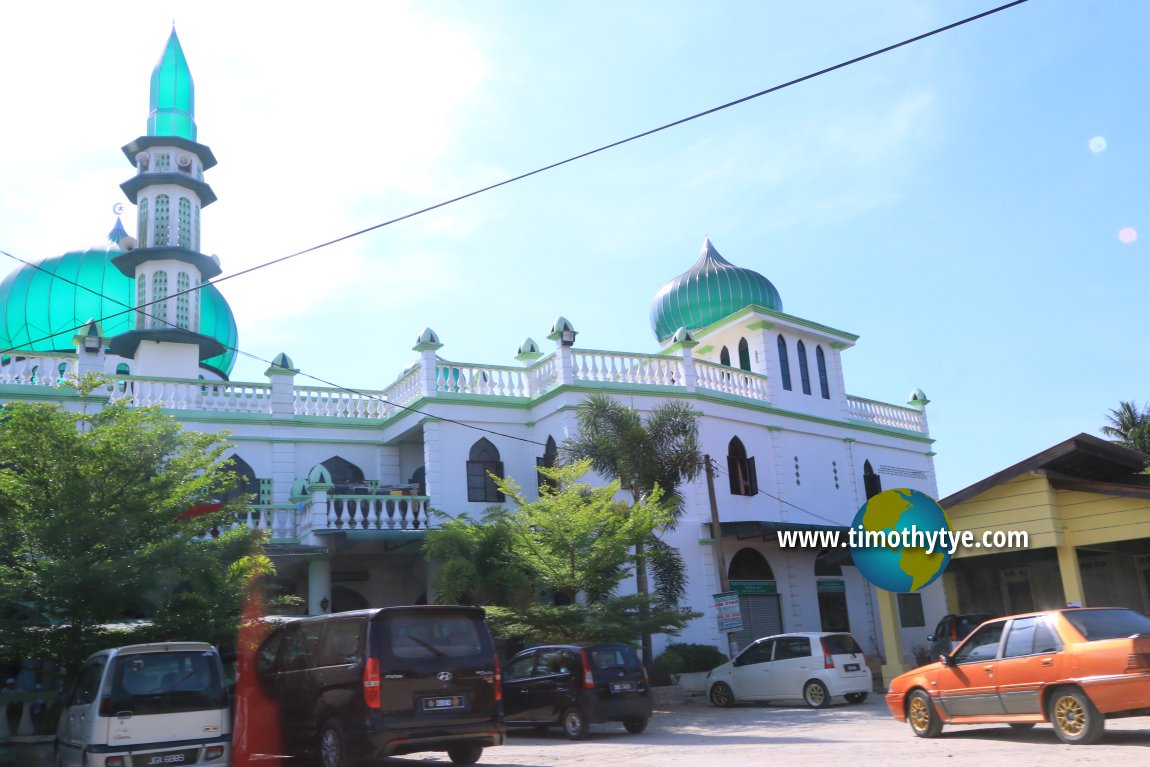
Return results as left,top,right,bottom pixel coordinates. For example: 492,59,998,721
729,579,777,595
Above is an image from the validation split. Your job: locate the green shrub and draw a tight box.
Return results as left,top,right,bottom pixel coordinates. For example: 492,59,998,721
651,642,727,684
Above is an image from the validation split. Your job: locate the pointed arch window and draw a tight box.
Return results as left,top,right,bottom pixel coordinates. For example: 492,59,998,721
154,194,170,247
151,271,168,328
816,345,830,399
467,438,505,503
536,435,559,493
777,335,792,391
719,346,731,367
176,272,190,329
737,337,751,371
863,460,883,499
135,275,147,330
797,340,812,395
137,198,148,244
178,197,192,249
727,437,758,496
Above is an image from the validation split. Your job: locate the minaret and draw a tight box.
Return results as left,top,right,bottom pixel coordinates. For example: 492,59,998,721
111,28,225,377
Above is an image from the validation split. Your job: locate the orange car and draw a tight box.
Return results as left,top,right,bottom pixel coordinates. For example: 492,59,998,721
886,607,1150,744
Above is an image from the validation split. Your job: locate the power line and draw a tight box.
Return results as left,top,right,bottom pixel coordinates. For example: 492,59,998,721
1,0,1029,357
0,246,549,447
709,456,847,528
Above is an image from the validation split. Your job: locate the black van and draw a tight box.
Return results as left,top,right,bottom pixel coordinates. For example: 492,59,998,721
255,606,504,766
502,643,652,739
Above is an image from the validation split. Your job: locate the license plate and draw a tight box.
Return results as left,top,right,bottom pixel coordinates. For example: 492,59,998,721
423,695,465,710
132,749,198,767
844,663,860,672
610,682,635,692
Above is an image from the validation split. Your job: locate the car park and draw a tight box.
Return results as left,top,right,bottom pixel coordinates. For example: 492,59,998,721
886,607,1150,744
502,643,653,739
55,641,231,767
926,612,995,659
705,632,872,708
254,606,504,766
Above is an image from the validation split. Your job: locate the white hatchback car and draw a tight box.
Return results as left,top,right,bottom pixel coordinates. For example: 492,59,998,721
705,632,872,708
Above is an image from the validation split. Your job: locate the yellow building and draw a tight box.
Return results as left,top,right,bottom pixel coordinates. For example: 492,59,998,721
940,434,1150,616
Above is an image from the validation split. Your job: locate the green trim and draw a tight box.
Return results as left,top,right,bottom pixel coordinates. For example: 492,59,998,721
690,305,858,344
766,425,784,432
830,342,849,350
842,437,856,443
746,320,775,331
695,345,715,356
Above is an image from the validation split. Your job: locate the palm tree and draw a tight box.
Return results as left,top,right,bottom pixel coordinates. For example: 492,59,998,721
1102,401,1150,453
561,393,702,660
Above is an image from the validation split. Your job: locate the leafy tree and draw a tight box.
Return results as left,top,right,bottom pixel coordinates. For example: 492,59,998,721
560,394,702,659
424,461,698,649
1102,400,1150,454
0,392,267,671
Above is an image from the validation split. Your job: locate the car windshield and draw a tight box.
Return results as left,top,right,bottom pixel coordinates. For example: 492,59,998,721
108,651,224,715
822,634,863,655
589,646,642,670
1064,609,1150,641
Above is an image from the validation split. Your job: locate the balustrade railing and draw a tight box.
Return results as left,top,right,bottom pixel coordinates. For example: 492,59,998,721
435,364,529,398
106,377,271,412
847,396,926,433
324,494,431,531
294,387,388,418
694,360,769,399
0,353,73,387
571,350,682,387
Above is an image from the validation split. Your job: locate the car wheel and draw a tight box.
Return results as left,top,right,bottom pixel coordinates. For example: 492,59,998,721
318,718,349,767
907,689,943,738
447,745,484,765
622,716,648,734
1049,687,1104,745
562,707,589,740
803,679,830,708
709,681,735,708
845,692,868,704
1008,722,1036,731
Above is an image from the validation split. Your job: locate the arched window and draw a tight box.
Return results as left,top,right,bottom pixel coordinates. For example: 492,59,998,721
467,438,505,503
135,275,146,330
116,362,130,393
137,198,148,244
797,340,811,395
727,437,757,496
178,197,192,248
816,345,830,399
154,194,170,246
777,335,791,391
728,548,774,580
409,465,426,496
720,346,731,367
863,460,883,499
737,337,751,371
151,271,168,328
536,435,559,493
220,455,261,504
176,272,190,329
320,456,366,490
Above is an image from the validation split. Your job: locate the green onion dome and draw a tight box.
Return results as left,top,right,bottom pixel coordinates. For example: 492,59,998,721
0,245,238,376
650,238,783,343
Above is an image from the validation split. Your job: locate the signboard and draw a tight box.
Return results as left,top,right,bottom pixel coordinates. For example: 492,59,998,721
714,591,743,633
816,579,845,593
728,579,777,595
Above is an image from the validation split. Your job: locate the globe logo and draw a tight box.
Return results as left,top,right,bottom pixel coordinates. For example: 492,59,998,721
850,488,952,593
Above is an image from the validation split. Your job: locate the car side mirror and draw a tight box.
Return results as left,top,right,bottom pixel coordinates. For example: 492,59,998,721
938,654,951,667
926,634,935,642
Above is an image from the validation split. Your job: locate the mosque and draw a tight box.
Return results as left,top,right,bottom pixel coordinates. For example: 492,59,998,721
0,30,944,673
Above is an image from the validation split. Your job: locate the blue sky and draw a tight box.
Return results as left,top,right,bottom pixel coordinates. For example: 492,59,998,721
0,0,1146,498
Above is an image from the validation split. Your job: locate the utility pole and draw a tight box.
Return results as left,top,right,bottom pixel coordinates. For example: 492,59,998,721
704,454,737,657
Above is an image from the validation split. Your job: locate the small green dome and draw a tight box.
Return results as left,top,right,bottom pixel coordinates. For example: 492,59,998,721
650,238,782,342
0,246,238,375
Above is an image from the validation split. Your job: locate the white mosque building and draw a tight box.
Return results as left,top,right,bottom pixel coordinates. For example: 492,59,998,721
0,30,944,670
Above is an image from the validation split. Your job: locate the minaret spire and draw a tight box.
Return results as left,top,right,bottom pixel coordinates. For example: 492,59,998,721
148,27,196,140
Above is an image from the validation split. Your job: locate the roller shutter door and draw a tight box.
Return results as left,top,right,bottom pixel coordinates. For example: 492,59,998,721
733,593,783,653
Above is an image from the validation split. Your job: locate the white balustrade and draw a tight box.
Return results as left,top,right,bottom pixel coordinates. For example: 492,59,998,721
571,350,682,387
324,495,432,532
0,354,73,386
529,353,559,392
694,360,769,400
847,396,926,433
294,387,388,418
383,367,422,407
107,377,271,412
435,364,528,398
